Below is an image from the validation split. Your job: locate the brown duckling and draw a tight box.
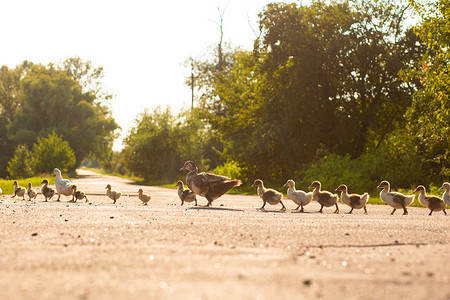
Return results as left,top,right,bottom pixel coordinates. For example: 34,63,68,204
308,181,339,213
12,181,26,200
71,185,89,203
377,181,414,215
413,185,446,216
27,182,37,201
335,184,369,214
175,180,197,206
40,179,55,202
180,161,241,207
105,184,122,204
138,188,151,205
251,179,286,211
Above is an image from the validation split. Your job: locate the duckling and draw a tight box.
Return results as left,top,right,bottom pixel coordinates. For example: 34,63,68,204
377,181,415,215
27,182,37,201
283,179,313,212
71,185,89,203
308,181,339,213
0,187,2,195
175,180,197,206
105,184,122,204
413,185,446,216
251,179,286,211
138,188,151,205
40,179,55,202
439,182,450,207
335,184,369,214
12,181,26,200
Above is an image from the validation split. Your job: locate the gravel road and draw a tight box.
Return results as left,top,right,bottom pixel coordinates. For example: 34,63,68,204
0,169,449,300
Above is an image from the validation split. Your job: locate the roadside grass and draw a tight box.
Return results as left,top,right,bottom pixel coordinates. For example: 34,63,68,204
0,177,56,195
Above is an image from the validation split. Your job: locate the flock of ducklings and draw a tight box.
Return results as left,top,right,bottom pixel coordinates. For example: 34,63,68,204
5,165,450,216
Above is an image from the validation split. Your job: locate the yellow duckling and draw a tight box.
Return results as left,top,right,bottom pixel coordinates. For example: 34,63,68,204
27,182,37,201
175,180,197,206
335,184,369,214
138,188,151,205
377,181,415,215
71,185,89,203
308,181,339,213
40,179,55,202
12,181,26,200
105,184,122,204
251,179,286,211
413,185,446,216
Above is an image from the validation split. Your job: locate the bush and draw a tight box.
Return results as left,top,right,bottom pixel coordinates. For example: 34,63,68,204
7,145,33,179
212,160,242,180
31,132,76,174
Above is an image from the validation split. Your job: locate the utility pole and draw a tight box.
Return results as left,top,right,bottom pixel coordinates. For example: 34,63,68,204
190,59,194,110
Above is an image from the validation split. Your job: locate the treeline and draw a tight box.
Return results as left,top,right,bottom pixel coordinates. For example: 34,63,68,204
0,58,118,178
111,0,449,193
2,0,448,195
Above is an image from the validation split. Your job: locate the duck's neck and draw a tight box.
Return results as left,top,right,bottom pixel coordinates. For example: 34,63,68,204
54,172,62,181
257,185,266,198
312,187,320,195
177,186,184,197
340,188,349,202
417,190,427,205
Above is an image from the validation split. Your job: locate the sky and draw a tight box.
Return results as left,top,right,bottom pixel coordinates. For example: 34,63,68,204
0,0,295,151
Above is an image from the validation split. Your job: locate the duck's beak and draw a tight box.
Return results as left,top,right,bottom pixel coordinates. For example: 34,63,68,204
376,184,382,189
180,165,186,171
439,186,444,190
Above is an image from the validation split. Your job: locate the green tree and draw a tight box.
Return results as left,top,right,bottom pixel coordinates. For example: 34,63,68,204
405,0,450,179
31,132,76,174
7,63,118,168
7,145,33,179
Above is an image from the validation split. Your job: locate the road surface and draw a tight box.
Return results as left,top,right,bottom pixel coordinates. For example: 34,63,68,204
0,169,449,299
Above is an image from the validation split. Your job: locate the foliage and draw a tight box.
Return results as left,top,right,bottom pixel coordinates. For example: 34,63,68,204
212,160,242,181
0,58,118,178
188,0,425,186
7,145,33,179
31,132,76,174
405,0,450,179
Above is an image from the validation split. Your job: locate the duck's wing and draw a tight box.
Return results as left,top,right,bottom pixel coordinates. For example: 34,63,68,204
427,196,444,210
198,172,230,183
391,192,407,205
349,195,362,207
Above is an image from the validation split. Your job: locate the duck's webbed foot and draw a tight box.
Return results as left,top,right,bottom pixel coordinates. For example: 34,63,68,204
402,206,408,215
363,206,368,214
347,208,354,214
333,203,339,214
390,208,396,215
280,201,286,212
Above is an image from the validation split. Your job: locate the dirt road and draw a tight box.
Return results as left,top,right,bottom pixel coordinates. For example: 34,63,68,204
0,169,449,299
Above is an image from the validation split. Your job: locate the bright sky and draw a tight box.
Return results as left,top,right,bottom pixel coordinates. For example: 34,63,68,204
0,0,294,151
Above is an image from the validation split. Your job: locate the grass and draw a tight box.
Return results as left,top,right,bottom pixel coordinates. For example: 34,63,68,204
0,177,56,195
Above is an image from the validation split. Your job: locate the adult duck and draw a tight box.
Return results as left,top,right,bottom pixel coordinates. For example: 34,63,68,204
439,182,450,207
41,179,55,202
12,181,26,200
180,161,241,207
376,181,414,215
308,181,339,213
175,180,197,206
252,179,286,211
52,168,74,201
283,179,313,212
413,185,446,216
335,184,369,214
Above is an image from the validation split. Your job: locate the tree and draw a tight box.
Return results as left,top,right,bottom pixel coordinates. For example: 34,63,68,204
405,0,450,179
191,1,424,183
6,63,118,168
7,145,33,179
31,132,76,174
